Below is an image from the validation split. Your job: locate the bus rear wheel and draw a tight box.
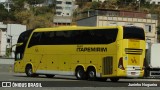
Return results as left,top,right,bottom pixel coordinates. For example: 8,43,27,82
87,68,96,81
110,78,119,82
75,67,86,80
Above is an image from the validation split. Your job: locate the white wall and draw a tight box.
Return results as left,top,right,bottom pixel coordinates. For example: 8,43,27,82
0,30,7,56
0,22,7,57
149,0,160,4
0,0,7,3
6,24,26,58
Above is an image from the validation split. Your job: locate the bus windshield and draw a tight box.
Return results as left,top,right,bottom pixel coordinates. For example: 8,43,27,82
15,30,33,60
123,27,145,40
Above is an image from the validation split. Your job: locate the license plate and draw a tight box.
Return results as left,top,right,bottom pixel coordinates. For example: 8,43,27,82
131,72,136,75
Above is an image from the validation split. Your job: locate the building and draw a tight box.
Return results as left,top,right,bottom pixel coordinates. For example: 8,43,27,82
146,0,160,4
53,0,76,26
0,22,7,57
77,9,158,43
0,22,26,58
0,0,7,3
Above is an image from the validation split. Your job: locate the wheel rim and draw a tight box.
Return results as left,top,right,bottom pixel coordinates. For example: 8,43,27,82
89,71,95,78
77,70,83,78
28,68,32,75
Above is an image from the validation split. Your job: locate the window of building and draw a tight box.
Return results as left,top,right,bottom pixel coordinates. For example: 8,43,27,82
56,1,62,4
56,12,62,15
109,22,117,26
66,13,70,15
145,25,152,32
66,2,72,5
56,6,63,9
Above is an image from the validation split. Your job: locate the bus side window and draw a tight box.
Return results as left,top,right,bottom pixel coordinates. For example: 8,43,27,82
28,32,42,48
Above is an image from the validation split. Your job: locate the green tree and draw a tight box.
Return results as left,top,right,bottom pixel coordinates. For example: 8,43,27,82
91,1,100,9
34,6,53,15
14,10,33,23
0,4,8,21
12,0,25,10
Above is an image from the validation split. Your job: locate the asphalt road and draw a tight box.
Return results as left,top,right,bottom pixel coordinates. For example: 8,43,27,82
0,71,160,86
0,72,160,90
1,59,160,90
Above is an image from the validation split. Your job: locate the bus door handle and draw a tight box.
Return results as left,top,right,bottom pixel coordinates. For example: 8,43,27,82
40,61,42,63
64,62,66,64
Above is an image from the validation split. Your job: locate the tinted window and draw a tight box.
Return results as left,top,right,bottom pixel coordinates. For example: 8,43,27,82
17,30,33,43
28,32,42,47
15,30,33,60
56,6,62,9
123,27,145,40
27,29,118,47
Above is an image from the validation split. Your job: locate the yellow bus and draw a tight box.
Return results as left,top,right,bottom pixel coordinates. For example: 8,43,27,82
14,26,146,82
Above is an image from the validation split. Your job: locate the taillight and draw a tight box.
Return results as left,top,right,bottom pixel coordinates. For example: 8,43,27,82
118,57,125,70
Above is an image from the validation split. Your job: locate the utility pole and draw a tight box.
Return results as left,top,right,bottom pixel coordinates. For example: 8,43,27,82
7,35,12,58
137,0,140,11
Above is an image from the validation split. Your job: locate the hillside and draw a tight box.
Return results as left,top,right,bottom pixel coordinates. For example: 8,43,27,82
0,0,160,30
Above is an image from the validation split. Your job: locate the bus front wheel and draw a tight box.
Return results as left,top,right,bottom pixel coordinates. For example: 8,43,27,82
75,67,86,80
25,65,37,77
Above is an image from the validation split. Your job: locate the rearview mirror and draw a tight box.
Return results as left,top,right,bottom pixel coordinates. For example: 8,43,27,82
16,43,23,47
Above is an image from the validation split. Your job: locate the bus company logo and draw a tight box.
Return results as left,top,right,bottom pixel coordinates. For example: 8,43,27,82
76,45,107,52
131,57,137,63
2,82,11,87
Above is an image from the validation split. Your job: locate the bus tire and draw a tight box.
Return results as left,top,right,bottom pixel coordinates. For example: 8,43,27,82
110,78,119,82
87,68,96,81
25,65,37,77
75,67,86,80
46,75,55,78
